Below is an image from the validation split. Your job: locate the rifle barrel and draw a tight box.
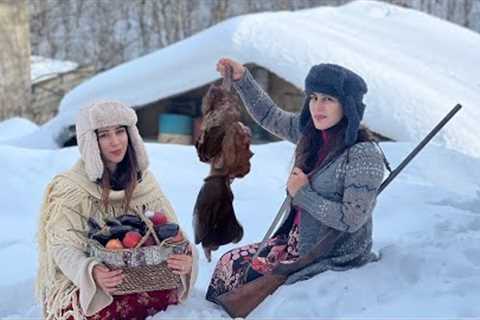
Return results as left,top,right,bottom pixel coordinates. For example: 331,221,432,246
378,104,462,194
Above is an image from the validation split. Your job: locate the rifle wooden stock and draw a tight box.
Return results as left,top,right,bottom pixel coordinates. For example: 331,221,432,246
214,273,287,318
214,229,342,318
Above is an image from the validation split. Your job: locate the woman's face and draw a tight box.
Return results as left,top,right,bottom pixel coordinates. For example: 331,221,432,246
309,92,344,130
97,125,128,170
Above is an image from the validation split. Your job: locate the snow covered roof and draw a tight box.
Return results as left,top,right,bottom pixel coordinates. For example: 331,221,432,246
10,0,480,158
31,55,78,84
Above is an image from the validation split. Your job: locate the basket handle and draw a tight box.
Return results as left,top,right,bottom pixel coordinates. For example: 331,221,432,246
135,210,190,251
135,210,163,248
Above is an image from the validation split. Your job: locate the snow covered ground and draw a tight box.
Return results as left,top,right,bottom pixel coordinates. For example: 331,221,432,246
0,118,38,142
0,141,479,318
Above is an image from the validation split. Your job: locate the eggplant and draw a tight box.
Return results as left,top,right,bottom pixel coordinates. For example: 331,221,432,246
87,228,97,239
87,217,101,231
110,225,135,240
86,217,102,239
117,214,144,228
117,214,146,235
105,217,122,227
91,230,112,246
155,223,179,240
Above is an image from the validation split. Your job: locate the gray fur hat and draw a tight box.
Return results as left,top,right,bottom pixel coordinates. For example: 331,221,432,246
300,64,368,146
75,100,149,182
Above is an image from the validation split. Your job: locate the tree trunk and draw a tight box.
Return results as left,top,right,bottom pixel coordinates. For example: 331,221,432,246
0,0,31,121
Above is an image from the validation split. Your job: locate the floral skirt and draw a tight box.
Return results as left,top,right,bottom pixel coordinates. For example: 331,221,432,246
64,289,178,320
206,222,300,302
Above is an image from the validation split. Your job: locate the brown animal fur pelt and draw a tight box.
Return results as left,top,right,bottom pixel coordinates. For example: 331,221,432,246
193,69,254,261
193,175,244,261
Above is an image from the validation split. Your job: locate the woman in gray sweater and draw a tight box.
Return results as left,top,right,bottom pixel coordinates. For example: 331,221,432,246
206,58,385,303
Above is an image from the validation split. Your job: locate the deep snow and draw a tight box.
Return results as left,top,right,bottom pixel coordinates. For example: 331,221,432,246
0,141,479,318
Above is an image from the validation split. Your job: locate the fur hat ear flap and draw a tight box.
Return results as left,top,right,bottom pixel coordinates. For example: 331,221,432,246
79,130,105,181
343,95,361,146
127,125,149,174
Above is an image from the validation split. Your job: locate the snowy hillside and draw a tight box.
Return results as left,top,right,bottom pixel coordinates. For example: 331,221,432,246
0,141,479,318
7,0,480,159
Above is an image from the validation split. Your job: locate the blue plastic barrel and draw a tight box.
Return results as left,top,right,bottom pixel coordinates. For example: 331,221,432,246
158,113,192,145
158,113,192,135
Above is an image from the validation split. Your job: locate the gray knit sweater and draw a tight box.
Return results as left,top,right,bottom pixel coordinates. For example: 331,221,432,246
233,70,385,284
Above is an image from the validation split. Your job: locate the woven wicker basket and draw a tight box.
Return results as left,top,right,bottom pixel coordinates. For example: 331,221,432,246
88,212,189,295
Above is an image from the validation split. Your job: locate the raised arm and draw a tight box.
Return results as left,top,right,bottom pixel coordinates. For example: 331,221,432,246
217,58,302,144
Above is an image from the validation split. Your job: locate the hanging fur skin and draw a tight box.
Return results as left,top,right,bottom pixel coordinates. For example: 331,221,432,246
194,67,253,261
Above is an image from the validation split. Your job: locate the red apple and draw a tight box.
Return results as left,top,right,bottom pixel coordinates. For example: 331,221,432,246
151,211,168,225
122,231,142,248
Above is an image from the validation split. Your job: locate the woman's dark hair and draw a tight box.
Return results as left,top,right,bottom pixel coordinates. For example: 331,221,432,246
97,128,140,211
294,117,375,174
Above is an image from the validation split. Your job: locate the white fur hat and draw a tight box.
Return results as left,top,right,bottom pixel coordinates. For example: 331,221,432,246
75,100,149,182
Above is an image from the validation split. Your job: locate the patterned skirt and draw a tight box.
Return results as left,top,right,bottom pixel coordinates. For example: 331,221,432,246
64,289,178,320
206,221,300,302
